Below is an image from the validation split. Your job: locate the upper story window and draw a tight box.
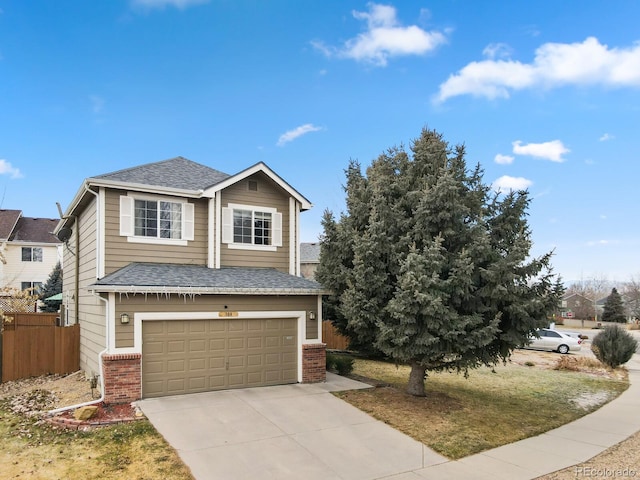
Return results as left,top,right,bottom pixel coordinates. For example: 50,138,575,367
22,247,43,262
120,194,194,246
21,281,43,293
135,199,183,239
222,204,282,251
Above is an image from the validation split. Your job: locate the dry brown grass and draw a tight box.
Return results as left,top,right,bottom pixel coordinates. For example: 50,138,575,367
336,351,629,459
0,374,193,480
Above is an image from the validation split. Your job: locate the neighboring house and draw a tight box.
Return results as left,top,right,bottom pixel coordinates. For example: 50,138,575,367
56,157,327,403
558,293,595,321
0,209,62,295
300,242,321,279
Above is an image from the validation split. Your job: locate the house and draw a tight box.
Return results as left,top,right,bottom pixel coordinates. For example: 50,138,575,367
300,242,321,279
558,293,595,321
0,209,62,296
56,157,327,403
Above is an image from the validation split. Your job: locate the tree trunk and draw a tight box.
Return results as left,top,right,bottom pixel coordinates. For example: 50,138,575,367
407,362,427,397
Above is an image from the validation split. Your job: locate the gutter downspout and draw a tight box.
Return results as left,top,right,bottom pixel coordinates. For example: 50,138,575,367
48,292,108,415
48,185,105,415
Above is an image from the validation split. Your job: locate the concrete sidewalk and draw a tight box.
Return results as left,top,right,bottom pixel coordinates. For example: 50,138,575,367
139,354,640,480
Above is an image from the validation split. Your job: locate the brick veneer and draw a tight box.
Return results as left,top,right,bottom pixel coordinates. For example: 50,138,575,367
302,343,326,383
102,353,142,404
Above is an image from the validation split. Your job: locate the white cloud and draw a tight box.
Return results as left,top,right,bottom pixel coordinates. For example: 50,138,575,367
492,175,532,192
482,43,512,60
512,140,569,162
599,133,614,142
277,124,323,147
131,0,208,10
312,3,447,67
586,239,616,247
89,95,105,114
435,37,640,102
0,160,23,179
494,153,514,165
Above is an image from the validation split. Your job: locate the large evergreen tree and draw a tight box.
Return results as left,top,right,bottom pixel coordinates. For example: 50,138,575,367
316,128,563,396
39,261,63,313
601,288,627,323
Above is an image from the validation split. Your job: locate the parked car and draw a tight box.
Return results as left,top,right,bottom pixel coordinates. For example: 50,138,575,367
523,328,582,354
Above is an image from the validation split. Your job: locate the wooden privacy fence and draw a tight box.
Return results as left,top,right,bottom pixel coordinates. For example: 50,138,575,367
1,312,80,383
322,320,350,350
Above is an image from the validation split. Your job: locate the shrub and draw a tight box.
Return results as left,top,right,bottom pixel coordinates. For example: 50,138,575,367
326,352,354,375
591,325,638,369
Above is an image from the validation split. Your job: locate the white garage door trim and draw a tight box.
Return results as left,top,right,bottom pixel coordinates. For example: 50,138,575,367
116,310,307,383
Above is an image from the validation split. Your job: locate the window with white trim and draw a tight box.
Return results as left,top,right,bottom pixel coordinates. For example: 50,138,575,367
22,247,43,262
21,281,43,293
222,204,282,250
120,195,194,244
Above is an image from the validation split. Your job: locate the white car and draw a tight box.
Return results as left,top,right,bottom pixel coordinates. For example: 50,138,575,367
524,328,582,354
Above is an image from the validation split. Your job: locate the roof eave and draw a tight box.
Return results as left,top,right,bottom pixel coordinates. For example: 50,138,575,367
88,285,329,295
55,178,204,234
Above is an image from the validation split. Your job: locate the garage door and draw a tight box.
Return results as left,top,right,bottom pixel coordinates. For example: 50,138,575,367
142,318,297,398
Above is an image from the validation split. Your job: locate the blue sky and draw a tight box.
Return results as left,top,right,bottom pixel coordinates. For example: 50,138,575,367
1,0,639,284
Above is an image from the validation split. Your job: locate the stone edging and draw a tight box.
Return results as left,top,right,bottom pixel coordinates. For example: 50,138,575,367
46,414,141,430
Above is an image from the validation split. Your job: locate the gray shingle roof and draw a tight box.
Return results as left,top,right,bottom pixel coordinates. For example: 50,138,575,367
0,210,22,240
300,242,321,263
91,263,326,295
92,157,231,191
8,216,60,243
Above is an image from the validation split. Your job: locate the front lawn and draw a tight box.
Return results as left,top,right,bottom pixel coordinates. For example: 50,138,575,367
335,351,629,459
0,396,193,480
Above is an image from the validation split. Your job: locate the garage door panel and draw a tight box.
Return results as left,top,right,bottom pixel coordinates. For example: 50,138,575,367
228,373,245,387
167,322,187,334
247,354,263,366
144,341,165,354
167,359,186,372
167,340,186,353
209,375,226,388
209,338,225,351
188,377,206,390
265,353,281,365
282,352,296,363
228,337,245,350
189,358,206,370
228,320,244,331
145,360,164,374
143,317,298,398
247,319,263,331
189,339,206,352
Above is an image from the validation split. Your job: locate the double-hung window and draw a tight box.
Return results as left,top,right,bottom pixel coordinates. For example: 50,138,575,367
222,204,282,250
120,195,194,245
22,247,43,262
134,199,182,239
21,281,43,293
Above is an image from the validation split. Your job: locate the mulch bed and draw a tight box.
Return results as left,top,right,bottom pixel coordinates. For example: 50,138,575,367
48,402,142,430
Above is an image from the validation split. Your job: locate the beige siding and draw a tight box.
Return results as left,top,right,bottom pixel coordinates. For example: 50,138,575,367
62,196,106,377
2,243,61,291
103,188,208,275
220,173,291,272
114,294,319,348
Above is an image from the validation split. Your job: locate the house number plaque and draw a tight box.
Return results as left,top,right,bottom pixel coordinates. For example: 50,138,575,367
219,311,239,317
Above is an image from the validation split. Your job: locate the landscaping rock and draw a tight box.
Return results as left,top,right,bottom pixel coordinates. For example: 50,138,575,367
73,405,98,421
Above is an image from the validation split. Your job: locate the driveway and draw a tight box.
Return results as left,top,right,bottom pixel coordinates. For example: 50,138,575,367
137,373,448,480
